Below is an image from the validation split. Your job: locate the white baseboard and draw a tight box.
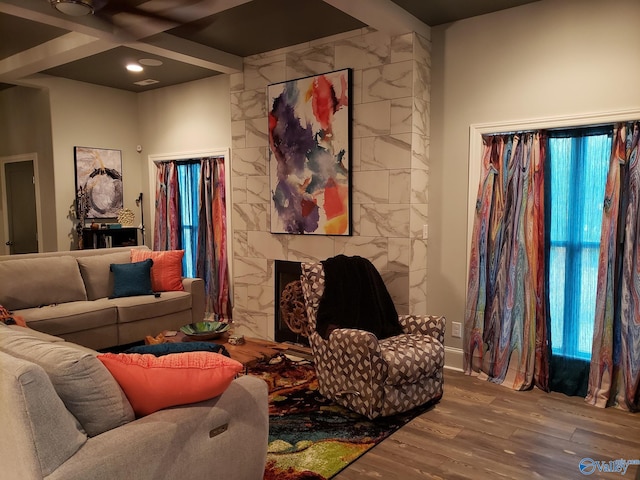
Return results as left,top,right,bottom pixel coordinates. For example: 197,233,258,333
444,346,464,372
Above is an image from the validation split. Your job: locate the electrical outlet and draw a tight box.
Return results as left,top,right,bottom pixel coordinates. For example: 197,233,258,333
422,224,428,239
451,321,462,338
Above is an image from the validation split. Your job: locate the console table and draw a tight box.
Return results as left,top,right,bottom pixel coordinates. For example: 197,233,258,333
82,227,139,249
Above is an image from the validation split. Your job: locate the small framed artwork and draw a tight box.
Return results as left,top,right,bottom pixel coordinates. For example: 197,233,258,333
74,146,123,219
268,68,352,235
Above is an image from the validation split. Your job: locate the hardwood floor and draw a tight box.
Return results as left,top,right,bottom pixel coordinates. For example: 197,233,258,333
334,369,640,480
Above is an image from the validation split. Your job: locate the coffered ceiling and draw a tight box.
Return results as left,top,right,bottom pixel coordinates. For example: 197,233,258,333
0,0,538,92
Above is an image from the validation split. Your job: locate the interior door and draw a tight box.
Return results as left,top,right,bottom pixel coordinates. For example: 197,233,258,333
4,161,38,254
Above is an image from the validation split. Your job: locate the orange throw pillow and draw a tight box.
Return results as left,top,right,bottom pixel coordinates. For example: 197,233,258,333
130,249,185,292
98,352,243,416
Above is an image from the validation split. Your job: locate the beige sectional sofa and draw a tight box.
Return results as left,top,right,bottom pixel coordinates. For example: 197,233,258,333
0,246,205,350
0,323,269,480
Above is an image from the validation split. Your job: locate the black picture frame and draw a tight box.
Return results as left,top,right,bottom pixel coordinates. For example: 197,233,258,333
74,146,123,219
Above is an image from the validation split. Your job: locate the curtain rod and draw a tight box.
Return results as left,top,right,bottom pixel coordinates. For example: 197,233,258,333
482,121,635,137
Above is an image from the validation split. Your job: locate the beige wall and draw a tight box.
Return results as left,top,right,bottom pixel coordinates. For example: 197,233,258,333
23,76,142,251
0,85,57,252
138,74,232,246
429,0,640,368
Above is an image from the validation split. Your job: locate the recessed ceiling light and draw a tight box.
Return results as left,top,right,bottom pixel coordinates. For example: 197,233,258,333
126,63,144,72
139,58,163,67
134,79,160,86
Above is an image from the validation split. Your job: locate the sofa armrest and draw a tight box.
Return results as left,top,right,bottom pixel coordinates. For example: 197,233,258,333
47,375,268,480
321,329,387,378
398,315,446,343
182,277,205,323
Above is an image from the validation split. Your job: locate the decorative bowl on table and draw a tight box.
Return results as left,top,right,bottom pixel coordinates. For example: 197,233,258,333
180,321,230,340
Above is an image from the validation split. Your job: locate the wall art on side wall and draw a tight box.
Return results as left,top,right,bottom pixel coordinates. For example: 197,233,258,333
268,68,352,235
74,146,123,219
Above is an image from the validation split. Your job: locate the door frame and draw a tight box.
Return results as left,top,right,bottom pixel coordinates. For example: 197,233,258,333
0,153,44,255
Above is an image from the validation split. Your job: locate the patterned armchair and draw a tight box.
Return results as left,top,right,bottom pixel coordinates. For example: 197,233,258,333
296,260,446,420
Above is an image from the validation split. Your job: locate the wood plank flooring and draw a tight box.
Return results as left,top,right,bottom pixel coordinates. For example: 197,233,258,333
334,369,640,480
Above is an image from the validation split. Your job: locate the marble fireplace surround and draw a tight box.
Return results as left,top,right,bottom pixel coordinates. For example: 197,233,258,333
231,27,431,341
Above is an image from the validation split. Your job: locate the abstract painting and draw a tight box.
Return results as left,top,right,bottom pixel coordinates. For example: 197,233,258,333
74,146,123,219
268,68,351,235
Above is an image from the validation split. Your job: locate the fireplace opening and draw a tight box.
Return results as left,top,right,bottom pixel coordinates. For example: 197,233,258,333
274,260,308,346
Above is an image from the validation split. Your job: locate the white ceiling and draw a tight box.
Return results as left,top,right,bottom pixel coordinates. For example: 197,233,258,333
0,0,539,92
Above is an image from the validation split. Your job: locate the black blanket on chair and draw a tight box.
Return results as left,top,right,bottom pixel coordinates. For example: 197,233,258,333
316,255,403,340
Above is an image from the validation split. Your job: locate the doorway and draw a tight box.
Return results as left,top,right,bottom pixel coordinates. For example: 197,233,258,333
1,154,42,255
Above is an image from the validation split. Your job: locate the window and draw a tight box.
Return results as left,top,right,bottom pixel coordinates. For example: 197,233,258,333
176,161,200,278
548,129,611,360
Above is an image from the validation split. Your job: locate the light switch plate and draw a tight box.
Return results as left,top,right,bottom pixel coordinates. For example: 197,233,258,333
451,322,462,338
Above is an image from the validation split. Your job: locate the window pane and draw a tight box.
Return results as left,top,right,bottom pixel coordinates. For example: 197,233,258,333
549,246,566,353
548,132,610,361
582,135,610,243
177,162,200,278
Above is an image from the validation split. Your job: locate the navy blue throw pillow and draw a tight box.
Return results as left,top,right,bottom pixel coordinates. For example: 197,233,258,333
125,342,230,357
110,259,154,298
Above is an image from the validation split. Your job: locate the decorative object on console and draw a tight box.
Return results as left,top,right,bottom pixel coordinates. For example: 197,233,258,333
268,68,352,236
117,208,135,226
135,192,145,245
74,146,123,219
74,186,90,249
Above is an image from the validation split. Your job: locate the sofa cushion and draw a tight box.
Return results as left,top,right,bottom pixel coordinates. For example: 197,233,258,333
0,328,135,437
0,351,87,477
0,322,65,342
98,351,244,416
110,259,154,298
77,251,132,300
16,299,117,337
0,256,87,310
111,290,191,324
130,249,185,292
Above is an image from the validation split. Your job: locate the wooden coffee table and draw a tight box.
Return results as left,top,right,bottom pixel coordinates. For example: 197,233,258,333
160,330,288,370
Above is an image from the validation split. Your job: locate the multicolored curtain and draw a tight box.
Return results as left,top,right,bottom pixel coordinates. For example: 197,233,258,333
464,132,549,391
196,157,231,319
153,157,231,320
587,123,640,411
153,162,180,250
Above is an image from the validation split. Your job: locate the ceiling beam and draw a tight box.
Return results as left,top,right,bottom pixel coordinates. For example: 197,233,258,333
0,0,248,81
0,32,114,82
131,34,242,74
322,0,430,39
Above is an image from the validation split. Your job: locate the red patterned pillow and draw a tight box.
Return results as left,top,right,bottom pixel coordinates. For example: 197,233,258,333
0,304,26,327
98,351,243,416
130,249,184,292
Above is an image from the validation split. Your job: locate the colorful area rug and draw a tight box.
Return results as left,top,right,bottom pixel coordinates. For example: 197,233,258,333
247,354,431,480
